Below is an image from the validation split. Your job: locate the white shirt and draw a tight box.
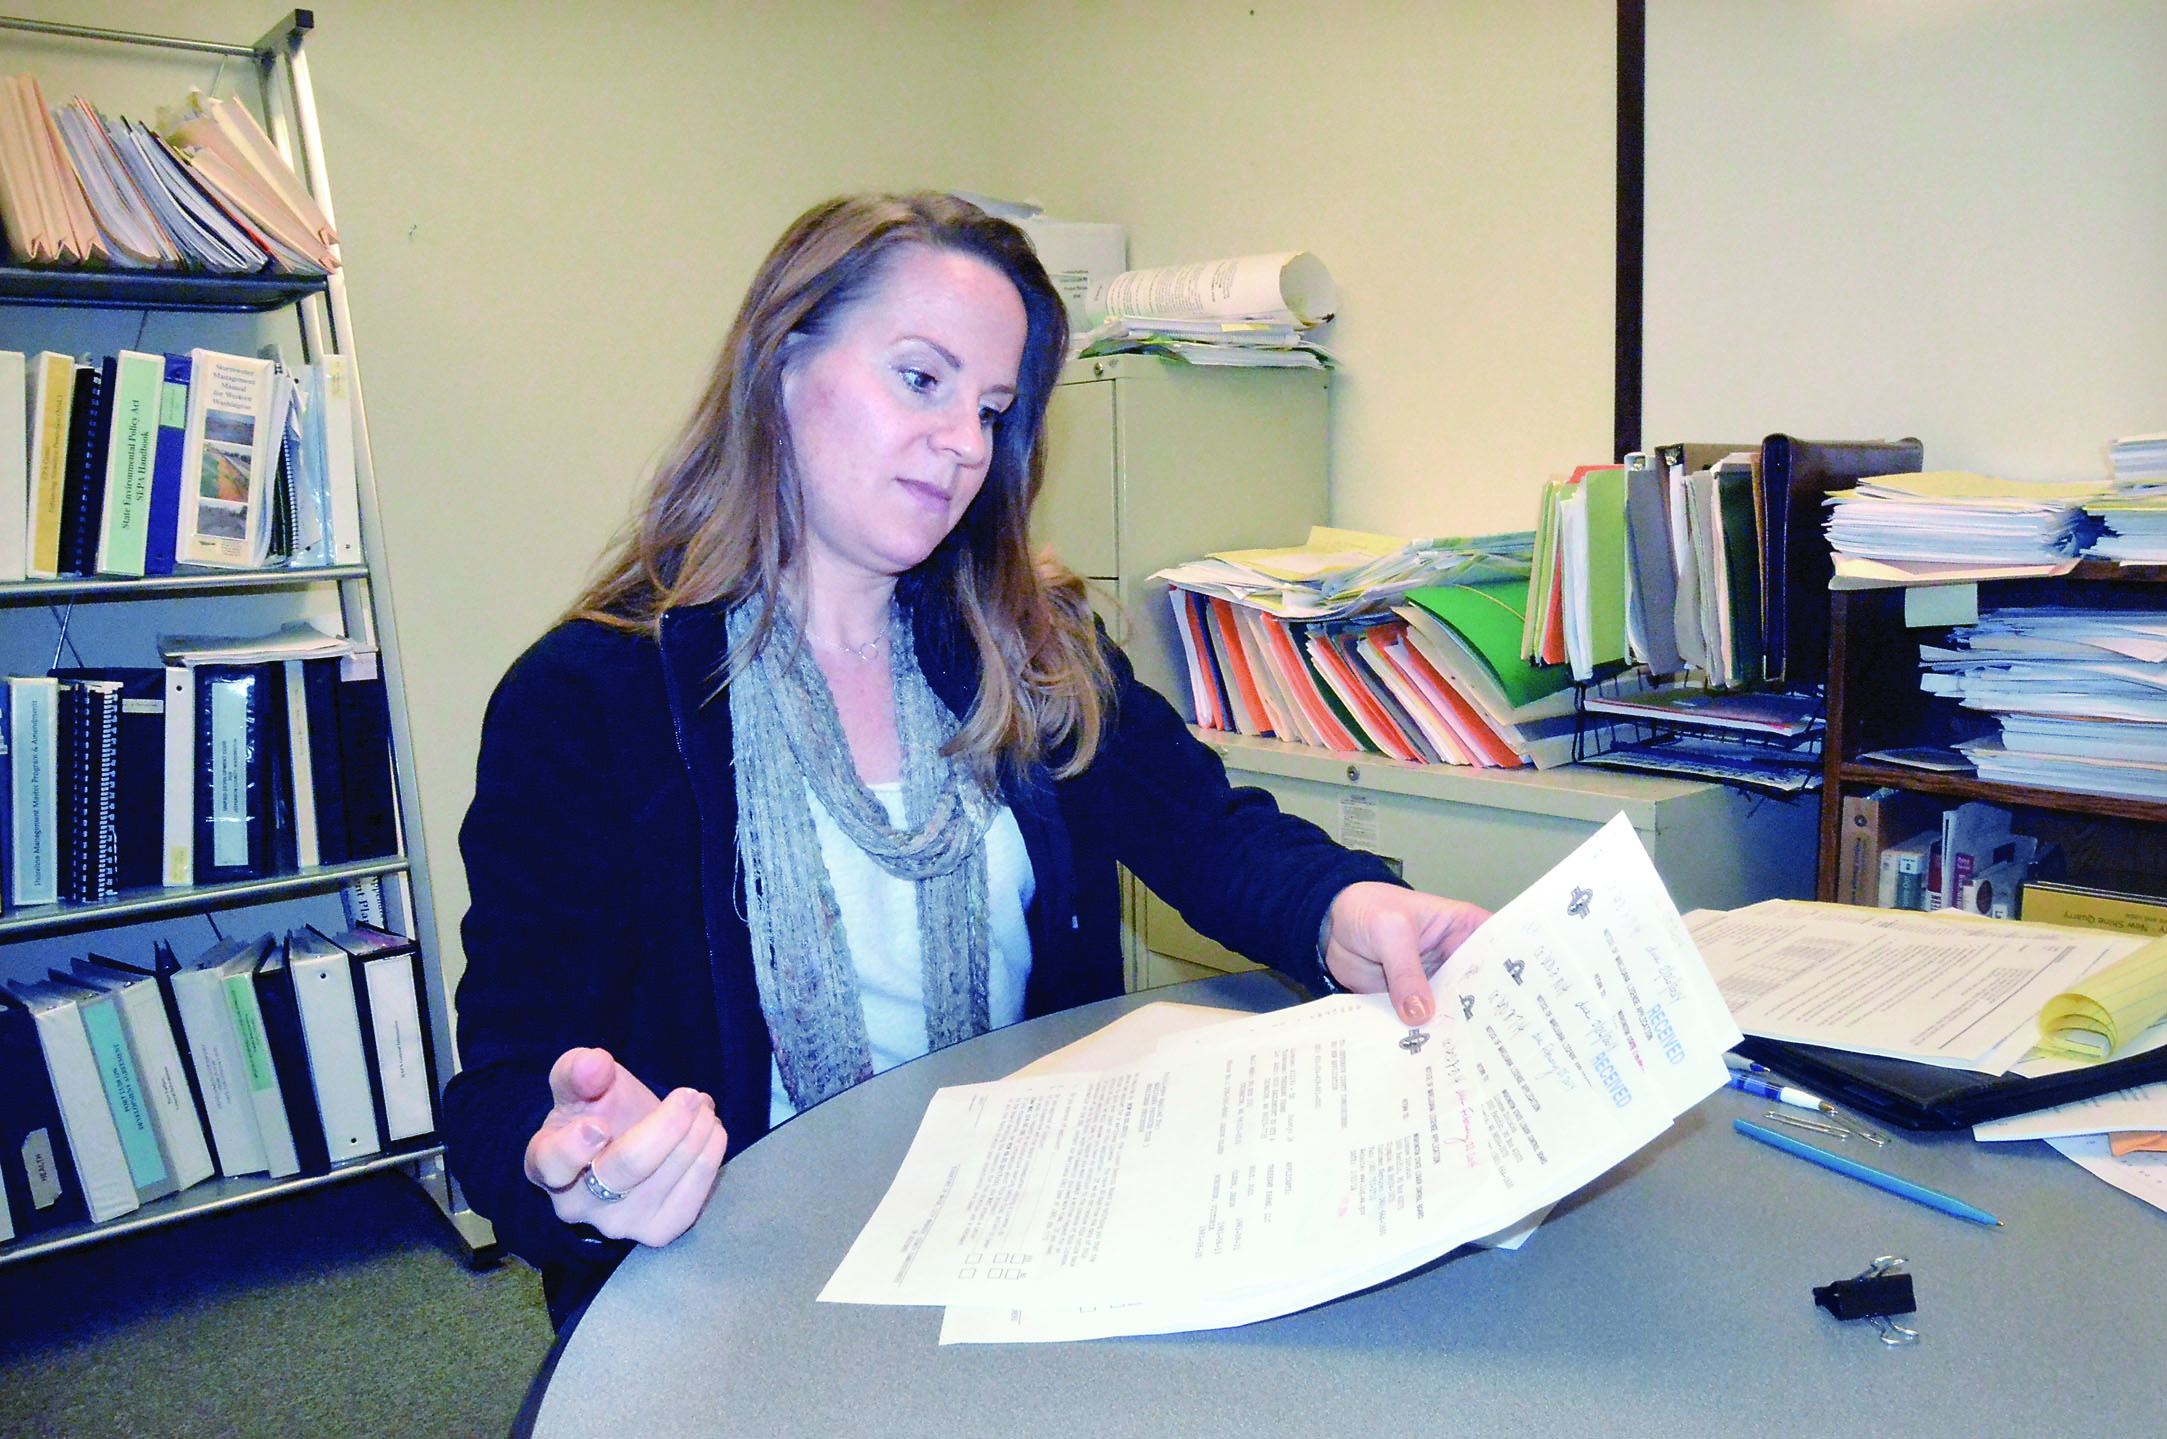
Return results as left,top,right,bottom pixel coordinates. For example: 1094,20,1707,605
768,780,1034,1126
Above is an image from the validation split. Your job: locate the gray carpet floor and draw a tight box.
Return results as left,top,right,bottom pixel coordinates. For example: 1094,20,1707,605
0,1170,554,1438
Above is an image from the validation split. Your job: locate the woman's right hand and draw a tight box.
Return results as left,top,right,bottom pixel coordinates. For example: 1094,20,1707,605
523,1046,729,1247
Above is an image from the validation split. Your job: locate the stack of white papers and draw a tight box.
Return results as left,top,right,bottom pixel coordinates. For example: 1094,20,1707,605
1975,1084,2167,1217
2084,494,2167,562
1077,252,1337,368
2107,433,2167,491
1824,472,2106,566
821,815,1741,1343
1153,526,1534,621
1918,606,2167,798
1686,900,2162,1075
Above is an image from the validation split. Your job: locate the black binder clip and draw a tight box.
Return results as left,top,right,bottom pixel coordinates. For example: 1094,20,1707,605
1813,1255,1919,1345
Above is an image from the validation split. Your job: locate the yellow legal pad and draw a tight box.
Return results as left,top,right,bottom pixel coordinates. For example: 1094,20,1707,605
2036,936,2167,1060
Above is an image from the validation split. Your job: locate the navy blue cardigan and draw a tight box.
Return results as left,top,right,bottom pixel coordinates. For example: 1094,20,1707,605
445,595,1395,1322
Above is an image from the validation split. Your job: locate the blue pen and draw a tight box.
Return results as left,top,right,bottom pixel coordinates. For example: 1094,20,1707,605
1728,1070,1836,1115
1733,1119,2002,1227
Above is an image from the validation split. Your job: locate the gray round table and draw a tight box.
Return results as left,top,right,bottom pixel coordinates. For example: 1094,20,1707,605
526,971,2167,1437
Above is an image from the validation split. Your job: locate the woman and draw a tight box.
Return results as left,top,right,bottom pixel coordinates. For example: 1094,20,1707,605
446,193,1489,1327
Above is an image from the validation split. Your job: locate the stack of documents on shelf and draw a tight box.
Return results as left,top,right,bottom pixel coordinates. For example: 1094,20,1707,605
822,816,1741,1343
1823,472,2105,577
2082,494,2167,563
2107,433,2167,491
0,77,329,273
1076,252,1336,367
154,91,336,272
1917,606,2167,799
0,74,108,266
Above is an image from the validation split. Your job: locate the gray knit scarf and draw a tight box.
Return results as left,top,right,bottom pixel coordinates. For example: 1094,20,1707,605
726,600,995,1112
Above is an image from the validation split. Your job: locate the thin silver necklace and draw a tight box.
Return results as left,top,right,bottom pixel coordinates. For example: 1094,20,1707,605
806,628,886,662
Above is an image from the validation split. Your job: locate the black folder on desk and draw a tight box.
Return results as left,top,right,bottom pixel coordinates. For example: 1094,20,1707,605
1733,1034,2167,1132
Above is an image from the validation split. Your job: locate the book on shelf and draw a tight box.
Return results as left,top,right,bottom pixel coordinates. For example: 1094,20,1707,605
177,349,284,570
2021,876,2167,938
320,924,438,1144
5,675,59,908
66,956,214,1192
50,666,183,891
24,350,76,579
1878,829,1939,911
190,663,273,884
2,978,136,1224
56,359,106,578
166,935,269,1177
144,353,192,576
1834,787,1938,908
1935,800,2014,911
0,350,24,584
281,928,382,1164
159,666,193,887
0,986,90,1241
317,355,364,565
91,349,163,577
54,676,121,905
250,939,331,1176
32,975,177,1205
208,934,298,1179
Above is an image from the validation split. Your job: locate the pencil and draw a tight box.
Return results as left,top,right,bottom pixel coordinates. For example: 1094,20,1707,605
1733,1118,2003,1227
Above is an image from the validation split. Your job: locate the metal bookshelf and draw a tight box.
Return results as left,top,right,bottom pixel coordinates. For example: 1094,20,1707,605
0,11,483,1267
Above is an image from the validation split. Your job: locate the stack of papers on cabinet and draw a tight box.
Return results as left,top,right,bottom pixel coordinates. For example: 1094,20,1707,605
821,815,1742,1343
1077,252,1337,367
1154,527,1534,622
1824,472,2105,570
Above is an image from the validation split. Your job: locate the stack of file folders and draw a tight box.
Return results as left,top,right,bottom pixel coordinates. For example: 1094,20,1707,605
0,75,336,273
1156,531,1605,768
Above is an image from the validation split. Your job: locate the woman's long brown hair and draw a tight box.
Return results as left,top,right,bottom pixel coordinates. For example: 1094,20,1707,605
569,192,1110,779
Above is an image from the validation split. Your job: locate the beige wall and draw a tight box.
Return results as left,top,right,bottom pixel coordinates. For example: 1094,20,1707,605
7,1,1615,999
979,2,1618,538
1645,0,2167,477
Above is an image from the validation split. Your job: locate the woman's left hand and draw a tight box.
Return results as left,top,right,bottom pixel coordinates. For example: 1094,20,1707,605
1323,882,1491,1026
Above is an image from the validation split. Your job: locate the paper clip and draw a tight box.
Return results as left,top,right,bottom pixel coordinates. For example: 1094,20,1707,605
1814,1256,1919,1345
1761,1107,1889,1147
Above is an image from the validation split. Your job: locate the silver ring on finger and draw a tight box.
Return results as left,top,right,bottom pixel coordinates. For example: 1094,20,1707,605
583,1167,630,1204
